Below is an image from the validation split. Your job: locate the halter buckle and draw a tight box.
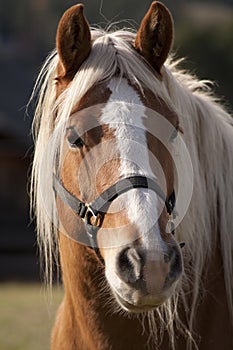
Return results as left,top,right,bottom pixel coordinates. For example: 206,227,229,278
166,214,175,234
83,205,102,227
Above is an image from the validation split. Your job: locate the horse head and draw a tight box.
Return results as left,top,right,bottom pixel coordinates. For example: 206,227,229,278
53,2,183,313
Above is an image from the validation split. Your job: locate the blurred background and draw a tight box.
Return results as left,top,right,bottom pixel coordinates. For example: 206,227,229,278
0,0,232,349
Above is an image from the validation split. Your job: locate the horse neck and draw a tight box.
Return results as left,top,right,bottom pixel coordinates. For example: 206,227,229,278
53,234,107,349
52,234,149,350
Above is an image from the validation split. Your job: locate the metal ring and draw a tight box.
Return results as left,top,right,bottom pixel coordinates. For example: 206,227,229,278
83,205,102,227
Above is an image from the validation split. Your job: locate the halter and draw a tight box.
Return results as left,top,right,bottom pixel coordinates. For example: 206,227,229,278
53,175,176,264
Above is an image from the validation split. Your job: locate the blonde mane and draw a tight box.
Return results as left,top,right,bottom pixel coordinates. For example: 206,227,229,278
30,28,233,349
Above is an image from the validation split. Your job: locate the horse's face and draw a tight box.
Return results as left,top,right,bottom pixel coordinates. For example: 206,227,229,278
56,2,183,312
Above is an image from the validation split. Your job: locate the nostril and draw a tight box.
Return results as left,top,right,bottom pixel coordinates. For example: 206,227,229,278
164,247,174,264
167,246,183,281
117,247,144,284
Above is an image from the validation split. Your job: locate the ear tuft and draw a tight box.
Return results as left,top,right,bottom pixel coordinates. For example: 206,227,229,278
56,4,91,81
135,1,174,75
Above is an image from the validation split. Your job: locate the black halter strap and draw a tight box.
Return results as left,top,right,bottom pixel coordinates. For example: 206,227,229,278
53,175,176,263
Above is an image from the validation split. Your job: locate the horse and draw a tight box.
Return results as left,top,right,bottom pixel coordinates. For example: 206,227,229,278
30,2,233,349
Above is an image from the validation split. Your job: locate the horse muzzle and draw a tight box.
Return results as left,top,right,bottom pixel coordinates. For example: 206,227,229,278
105,240,183,313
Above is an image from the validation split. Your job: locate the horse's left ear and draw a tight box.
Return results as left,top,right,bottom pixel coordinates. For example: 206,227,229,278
134,1,174,75
56,4,91,82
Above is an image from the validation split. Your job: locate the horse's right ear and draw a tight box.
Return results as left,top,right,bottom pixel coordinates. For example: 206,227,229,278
56,4,91,82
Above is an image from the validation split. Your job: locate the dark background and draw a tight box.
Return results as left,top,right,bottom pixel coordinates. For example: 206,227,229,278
0,0,232,281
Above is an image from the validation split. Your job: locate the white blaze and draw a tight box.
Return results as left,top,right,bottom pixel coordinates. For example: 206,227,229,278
100,78,163,242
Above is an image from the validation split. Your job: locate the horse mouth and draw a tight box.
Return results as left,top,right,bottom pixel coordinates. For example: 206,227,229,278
113,291,162,313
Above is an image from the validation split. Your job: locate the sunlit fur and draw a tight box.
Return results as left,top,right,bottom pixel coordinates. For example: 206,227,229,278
30,29,233,349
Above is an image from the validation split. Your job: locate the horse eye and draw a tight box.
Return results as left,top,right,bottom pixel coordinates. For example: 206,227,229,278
169,127,179,142
70,137,85,148
67,129,85,148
